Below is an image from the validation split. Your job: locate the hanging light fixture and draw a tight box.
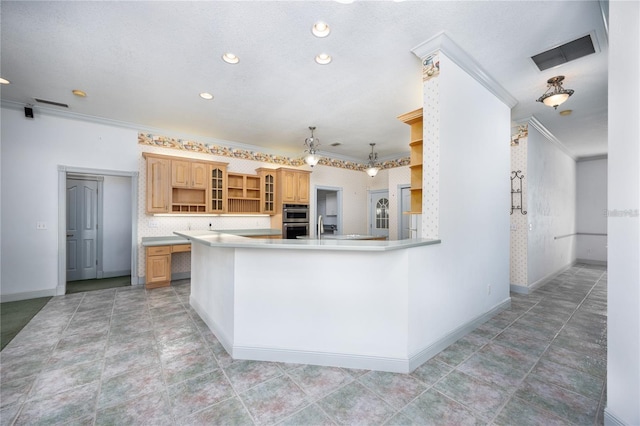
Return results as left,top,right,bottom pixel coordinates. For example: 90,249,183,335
536,75,575,109
365,143,379,177
304,126,320,167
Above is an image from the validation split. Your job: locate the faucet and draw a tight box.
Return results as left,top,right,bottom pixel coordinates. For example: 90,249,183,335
317,215,323,239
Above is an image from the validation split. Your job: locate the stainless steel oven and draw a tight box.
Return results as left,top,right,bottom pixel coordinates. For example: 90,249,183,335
283,222,310,239
283,204,309,222
283,204,309,239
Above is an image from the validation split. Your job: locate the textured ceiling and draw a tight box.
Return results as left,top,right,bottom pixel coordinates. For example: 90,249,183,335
0,1,608,161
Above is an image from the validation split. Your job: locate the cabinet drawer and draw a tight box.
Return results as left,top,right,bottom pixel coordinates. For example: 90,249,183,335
147,246,171,256
172,244,191,253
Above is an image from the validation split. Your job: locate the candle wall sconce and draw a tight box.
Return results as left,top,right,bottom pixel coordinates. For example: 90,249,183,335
511,170,527,215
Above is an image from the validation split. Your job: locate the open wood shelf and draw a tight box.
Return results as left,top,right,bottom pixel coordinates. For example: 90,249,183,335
171,187,206,212
228,198,261,213
398,108,424,214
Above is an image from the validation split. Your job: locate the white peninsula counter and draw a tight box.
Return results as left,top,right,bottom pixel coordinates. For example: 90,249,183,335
176,230,450,373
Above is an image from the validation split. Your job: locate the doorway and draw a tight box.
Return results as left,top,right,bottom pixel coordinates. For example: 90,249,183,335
399,185,411,239
315,186,343,237
58,167,138,296
369,189,390,239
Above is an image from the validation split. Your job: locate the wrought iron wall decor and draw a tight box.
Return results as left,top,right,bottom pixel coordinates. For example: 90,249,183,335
511,170,527,215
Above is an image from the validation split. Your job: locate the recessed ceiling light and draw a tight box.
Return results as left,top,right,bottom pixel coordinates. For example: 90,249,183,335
559,109,573,116
0,77,10,85
72,89,87,97
312,21,330,38
199,92,214,100
315,53,332,65
222,53,239,64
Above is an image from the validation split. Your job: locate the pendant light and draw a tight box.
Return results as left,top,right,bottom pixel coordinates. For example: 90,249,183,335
365,143,379,177
303,126,320,167
536,76,575,109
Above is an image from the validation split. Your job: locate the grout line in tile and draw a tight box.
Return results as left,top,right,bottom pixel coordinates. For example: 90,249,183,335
176,291,259,425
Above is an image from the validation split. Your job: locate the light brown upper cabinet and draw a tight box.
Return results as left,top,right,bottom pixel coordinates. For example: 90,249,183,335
145,155,171,213
257,168,277,214
277,168,311,204
171,160,208,189
143,152,228,214
209,164,227,213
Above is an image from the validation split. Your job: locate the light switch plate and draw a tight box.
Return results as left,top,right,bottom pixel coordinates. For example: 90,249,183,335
36,221,47,230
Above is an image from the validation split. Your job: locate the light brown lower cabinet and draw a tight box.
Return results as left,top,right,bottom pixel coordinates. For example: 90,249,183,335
145,244,192,289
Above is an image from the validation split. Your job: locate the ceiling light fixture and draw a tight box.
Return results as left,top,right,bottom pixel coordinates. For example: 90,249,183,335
315,53,332,65
536,75,575,110
304,126,321,167
72,89,87,97
312,21,330,38
199,92,214,100
0,77,10,85
365,143,379,177
222,53,239,64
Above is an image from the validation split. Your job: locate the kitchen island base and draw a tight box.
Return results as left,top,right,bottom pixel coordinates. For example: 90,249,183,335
180,231,509,373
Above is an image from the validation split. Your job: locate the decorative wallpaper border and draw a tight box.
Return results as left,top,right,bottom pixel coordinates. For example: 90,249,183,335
138,133,410,171
511,124,528,146
422,53,441,82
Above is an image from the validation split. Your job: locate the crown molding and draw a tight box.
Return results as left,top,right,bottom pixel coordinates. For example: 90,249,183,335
520,116,577,161
2,99,374,164
577,154,608,162
2,99,410,168
411,31,518,109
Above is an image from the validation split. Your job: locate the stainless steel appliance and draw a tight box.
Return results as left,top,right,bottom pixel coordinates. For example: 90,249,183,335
283,222,310,239
283,204,309,239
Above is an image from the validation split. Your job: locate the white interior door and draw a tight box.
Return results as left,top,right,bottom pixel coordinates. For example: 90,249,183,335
66,178,98,281
369,190,390,238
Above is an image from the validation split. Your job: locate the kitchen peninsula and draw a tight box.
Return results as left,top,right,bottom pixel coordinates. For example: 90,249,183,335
175,230,443,373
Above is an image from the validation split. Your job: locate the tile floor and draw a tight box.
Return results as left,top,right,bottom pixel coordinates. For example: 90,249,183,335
0,264,607,425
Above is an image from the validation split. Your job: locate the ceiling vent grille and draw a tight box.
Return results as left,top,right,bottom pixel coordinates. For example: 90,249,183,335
531,34,596,71
34,98,69,108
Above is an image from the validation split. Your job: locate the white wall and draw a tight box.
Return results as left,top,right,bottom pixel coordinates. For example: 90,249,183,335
606,1,640,425
409,52,511,354
308,163,371,235
1,106,138,300
1,105,400,298
526,125,576,287
102,175,132,276
576,158,607,263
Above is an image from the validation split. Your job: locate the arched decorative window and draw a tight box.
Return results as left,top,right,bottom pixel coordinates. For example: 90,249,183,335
376,198,389,229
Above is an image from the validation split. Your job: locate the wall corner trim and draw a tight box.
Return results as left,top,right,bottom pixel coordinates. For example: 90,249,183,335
408,298,512,371
603,408,627,426
410,31,518,109
0,289,57,303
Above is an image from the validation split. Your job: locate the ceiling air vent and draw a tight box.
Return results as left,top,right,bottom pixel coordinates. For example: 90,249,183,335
34,98,69,108
531,34,596,71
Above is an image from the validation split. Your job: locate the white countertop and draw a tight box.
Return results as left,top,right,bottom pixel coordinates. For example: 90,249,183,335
142,228,281,246
297,234,385,240
175,230,440,252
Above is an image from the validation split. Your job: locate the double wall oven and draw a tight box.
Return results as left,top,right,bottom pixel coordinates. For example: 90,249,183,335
282,204,309,239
